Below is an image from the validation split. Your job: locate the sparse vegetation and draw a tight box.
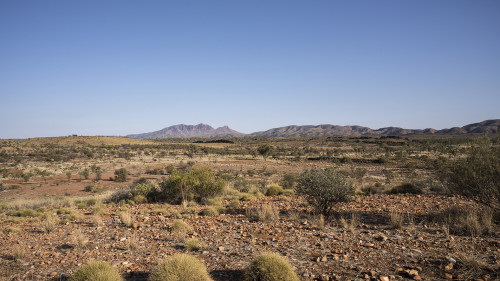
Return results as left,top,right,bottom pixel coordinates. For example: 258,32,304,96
0,134,498,280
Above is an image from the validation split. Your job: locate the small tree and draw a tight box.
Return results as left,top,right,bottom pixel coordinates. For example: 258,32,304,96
258,145,274,161
91,165,102,181
114,168,128,183
297,168,355,216
80,168,90,180
440,136,500,210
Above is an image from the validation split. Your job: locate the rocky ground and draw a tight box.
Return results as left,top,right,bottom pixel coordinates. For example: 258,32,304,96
1,194,499,281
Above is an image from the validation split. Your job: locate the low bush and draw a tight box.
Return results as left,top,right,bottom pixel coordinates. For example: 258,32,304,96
244,252,299,281
297,168,355,216
114,168,128,183
158,167,226,204
149,254,212,281
387,183,422,194
439,138,500,210
69,261,123,281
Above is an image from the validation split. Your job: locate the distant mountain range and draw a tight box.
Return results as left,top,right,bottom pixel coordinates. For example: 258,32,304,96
126,119,500,139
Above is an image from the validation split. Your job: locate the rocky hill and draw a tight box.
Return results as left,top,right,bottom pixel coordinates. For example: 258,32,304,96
127,119,499,139
250,119,500,137
127,124,245,139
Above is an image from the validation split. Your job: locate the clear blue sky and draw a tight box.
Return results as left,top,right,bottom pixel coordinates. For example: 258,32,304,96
1,1,499,138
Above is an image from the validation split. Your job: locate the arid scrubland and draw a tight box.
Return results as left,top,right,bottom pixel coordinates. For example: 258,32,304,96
0,135,498,280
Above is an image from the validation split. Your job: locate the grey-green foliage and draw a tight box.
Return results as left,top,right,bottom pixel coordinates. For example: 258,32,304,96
297,168,355,216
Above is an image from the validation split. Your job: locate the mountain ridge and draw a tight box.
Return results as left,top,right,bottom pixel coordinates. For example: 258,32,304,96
126,124,245,139
126,119,500,139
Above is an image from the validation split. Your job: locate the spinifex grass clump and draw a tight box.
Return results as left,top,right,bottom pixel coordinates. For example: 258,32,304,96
244,252,299,281
69,261,123,281
149,254,213,281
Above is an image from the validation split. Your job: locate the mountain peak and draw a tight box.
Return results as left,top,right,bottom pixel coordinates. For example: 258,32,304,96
127,124,244,139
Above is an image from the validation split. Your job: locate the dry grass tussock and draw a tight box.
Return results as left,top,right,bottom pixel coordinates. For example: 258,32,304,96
119,210,133,227
339,213,358,232
453,252,500,280
244,252,299,281
246,205,279,222
432,206,495,236
72,229,89,249
68,260,123,281
12,244,27,262
41,214,59,233
149,254,213,281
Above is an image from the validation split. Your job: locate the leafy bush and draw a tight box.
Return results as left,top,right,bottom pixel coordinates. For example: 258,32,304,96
297,168,355,216
387,183,422,194
244,252,299,281
265,184,283,196
233,177,250,192
439,138,500,210
69,261,122,281
158,167,226,203
114,168,128,183
149,254,213,281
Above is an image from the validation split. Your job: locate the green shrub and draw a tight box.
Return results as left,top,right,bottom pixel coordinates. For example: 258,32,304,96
149,254,213,281
387,183,422,194
69,261,123,281
114,168,128,183
297,168,355,216
244,252,299,281
159,167,226,203
280,173,298,189
233,177,250,192
265,184,283,196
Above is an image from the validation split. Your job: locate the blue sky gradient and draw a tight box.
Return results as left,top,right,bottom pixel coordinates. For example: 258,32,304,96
1,1,499,138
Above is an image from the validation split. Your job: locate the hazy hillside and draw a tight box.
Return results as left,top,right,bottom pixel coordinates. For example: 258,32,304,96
126,124,245,139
